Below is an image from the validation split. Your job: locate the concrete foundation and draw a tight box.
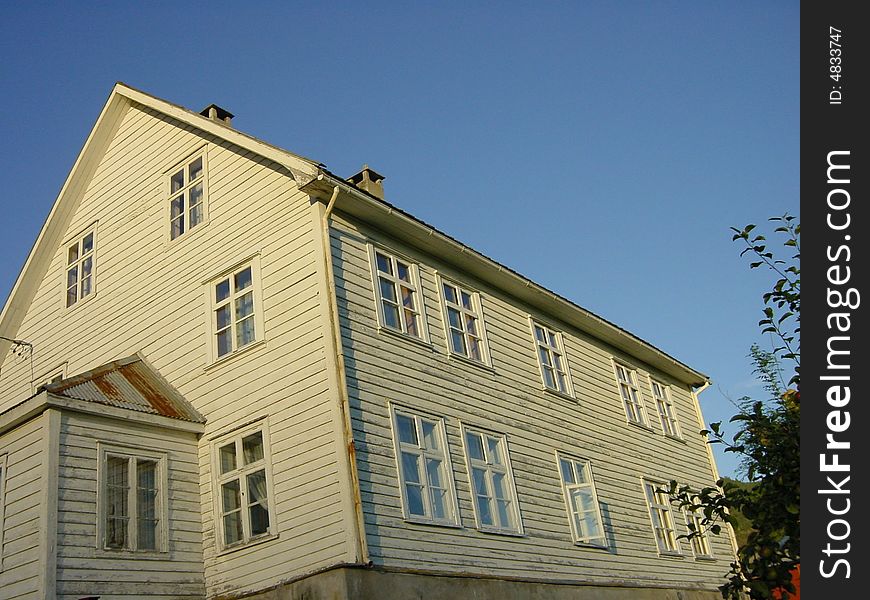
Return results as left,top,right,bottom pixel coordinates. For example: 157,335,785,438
242,566,723,600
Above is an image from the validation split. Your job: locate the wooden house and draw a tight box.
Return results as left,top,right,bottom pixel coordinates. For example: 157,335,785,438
0,84,733,599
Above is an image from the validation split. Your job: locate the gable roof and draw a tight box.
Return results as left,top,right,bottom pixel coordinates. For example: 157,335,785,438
0,82,320,367
43,353,205,423
1,84,708,387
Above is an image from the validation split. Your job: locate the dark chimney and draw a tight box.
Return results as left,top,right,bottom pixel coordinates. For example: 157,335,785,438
199,104,234,126
347,165,385,200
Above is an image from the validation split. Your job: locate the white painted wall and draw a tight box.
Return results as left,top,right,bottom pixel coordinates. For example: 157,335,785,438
329,212,730,591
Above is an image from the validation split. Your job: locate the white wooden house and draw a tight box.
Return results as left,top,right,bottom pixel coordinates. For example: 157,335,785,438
0,83,733,599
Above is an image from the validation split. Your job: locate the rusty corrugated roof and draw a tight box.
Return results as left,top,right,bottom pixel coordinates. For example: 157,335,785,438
44,354,205,423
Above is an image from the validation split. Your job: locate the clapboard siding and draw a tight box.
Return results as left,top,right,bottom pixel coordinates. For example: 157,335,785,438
329,213,729,590
55,411,205,599
0,415,45,600
0,101,348,598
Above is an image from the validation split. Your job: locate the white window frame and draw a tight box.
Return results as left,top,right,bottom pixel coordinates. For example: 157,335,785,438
166,148,208,242
63,224,97,309
643,479,681,555
438,276,491,366
684,497,715,559
529,320,574,397
0,453,7,569
210,420,277,551
388,404,460,526
650,378,681,438
460,424,523,534
96,443,169,554
613,361,648,426
367,245,429,342
205,256,266,364
556,452,606,546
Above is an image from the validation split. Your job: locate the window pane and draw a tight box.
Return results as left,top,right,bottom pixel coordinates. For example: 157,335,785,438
106,456,129,549
242,432,264,464
447,308,462,329
216,305,231,330
67,265,78,288
171,214,184,239
190,201,203,228
396,414,417,445
534,325,545,343
404,309,418,337
234,267,253,292
236,316,256,348
486,436,503,465
401,452,421,483
235,291,254,319
171,169,185,192
382,302,400,329
460,291,473,310
559,459,575,484
217,330,232,356
466,432,484,460
82,233,94,254
68,244,79,265
396,261,411,283
171,195,184,218
450,330,466,355
426,457,443,488
468,336,481,361
492,472,509,500
431,487,447,519
496,498,512,528
137,460,158,551
421,420,438,450
219,443,237,474
222,479,241,512
375,252,392,275
81,256,92,277
223,512,243,545
66,285,77,307
379,279,397,303
189,182,203,208
80,274,92,298
442,283,457,304
189,157,203,181
465,314,477,335
215,279,231,303
400,285,415,309
406,482,425,515
247,469,270,536
472,468,493,525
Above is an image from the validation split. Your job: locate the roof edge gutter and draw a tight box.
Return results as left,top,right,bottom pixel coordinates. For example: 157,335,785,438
304,172,708,387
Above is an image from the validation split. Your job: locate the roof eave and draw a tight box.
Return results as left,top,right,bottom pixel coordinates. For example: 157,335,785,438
302,172,709,388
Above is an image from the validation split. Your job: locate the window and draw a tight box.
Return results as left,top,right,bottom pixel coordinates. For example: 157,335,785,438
643,480,680,554
369,247,427,340
440,279,488,364
65,227,95,307
685,499,714,558
614,362,647,425
33,363,67,393
557,454,605,546
97,445,167,552
390,406,459,525
168,151,206,240
651,379,680,437
462,427,521,533
531,321,572,395
207,260,264,361
212,424,275,549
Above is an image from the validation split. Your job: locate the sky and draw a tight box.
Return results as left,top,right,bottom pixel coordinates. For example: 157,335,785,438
0,1,799,478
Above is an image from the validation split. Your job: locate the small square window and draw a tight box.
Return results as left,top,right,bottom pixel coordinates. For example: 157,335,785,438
97,444,167,553
462,426,522,534
168,151,207,241
440,279,489,364
212,423,276,549
530,321,573,396
65,227,96,308
368,246,427,340
651,379,680,438
613,362,648,426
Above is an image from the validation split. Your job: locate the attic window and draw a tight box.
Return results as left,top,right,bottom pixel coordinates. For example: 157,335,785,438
168,151,207,241
65,226,96,307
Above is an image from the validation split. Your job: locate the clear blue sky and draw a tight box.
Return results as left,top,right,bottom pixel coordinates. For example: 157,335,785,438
0,1,798,478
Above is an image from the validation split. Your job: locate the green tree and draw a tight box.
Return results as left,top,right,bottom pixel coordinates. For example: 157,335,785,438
667,215,799,600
